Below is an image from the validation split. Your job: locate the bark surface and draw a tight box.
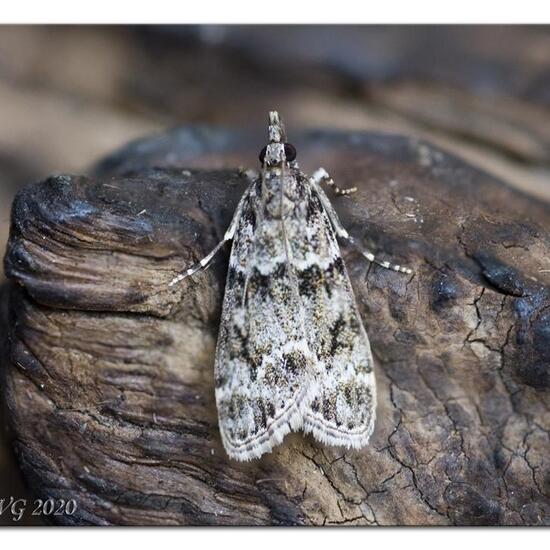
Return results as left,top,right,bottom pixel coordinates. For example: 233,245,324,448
2,128,549,525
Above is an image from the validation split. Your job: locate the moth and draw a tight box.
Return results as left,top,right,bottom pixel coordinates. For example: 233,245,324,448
169,112,411,461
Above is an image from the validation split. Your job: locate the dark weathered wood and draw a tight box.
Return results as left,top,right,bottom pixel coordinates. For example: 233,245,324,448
2,127,549,525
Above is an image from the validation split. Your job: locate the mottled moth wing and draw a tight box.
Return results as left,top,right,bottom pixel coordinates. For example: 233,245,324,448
296,179,377,448
214,179,313,461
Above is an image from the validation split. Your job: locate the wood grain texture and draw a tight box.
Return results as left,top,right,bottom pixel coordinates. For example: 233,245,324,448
2,128,549,525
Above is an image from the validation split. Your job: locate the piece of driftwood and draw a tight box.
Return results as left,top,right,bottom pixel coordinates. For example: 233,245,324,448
2,128,549,525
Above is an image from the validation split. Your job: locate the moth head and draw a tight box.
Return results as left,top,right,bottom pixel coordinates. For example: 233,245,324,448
259,142,297,166
259,110,297,166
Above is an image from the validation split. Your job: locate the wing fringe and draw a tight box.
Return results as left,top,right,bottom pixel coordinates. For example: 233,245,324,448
220,382,317,461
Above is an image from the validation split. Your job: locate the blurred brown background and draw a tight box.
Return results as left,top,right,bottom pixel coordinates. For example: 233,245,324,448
1,25,550,525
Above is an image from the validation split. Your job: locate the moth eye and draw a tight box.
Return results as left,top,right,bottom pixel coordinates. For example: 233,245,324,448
259,146,267,164
284,143,297,162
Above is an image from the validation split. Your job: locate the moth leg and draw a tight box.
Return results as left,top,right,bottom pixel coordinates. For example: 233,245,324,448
311,167,357,196
310,172,413,274
168,187,249,287
345,237,413,274
168,238,230,286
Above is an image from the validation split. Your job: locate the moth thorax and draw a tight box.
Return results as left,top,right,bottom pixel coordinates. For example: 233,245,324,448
264,172,297,219
265,195,296,219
